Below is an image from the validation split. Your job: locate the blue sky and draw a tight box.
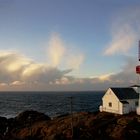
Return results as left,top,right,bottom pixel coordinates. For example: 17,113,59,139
0,0,140,91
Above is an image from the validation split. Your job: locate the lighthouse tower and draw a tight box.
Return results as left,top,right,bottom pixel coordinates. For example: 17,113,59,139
136,41,140,115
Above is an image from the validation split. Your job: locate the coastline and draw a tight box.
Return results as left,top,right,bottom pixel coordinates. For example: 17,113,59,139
0,110,140,140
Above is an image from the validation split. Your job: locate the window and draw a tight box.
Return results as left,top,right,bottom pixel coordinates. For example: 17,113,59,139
109,102,112,107
135,101,138,106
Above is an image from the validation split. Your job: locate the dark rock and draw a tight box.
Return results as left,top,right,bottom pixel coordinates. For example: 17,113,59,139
1,111,140,140
3,110,51,140
124,118,140,140
13,110,50,129
15,110,50,123
0,116,8,136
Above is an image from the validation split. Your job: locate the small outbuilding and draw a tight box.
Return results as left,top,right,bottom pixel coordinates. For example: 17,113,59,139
99,87,139,114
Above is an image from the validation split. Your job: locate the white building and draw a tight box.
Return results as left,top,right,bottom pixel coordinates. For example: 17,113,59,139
99,87,139,114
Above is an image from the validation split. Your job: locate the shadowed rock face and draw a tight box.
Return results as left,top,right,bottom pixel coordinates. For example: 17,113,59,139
0,117,8,137
1,111,140,140
15,110,51,124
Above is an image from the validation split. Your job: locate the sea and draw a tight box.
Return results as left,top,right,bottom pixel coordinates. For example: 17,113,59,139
0,91,104,118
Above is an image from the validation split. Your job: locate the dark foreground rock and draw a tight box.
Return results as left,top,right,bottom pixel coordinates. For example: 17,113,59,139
15,110,51,125
0,111,140,140
0,116,8,139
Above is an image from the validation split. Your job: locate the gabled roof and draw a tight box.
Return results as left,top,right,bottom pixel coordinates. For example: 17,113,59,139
110,87,139,100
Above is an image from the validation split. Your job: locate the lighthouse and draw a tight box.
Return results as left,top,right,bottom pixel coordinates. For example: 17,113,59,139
136,41,140,115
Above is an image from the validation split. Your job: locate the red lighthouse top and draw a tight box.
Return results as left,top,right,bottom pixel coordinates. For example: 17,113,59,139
136,65,140,74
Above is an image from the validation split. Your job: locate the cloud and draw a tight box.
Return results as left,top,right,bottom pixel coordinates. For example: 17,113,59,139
53,56,137,91
0,33,85,91
0,50,137,91
108,57,137,85
0,51,30,83
89,56,137,89
104,25,136,55
66,54,84,70
46,33,84,70
2,31,136,91
104,7,140,55
0,51,31,72
47,33,65,67
10,81,25,86
0,51,71,86
98,73,113,81
0,82,7,86
22,65,71,84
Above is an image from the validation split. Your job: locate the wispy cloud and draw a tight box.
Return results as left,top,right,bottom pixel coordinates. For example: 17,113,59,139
66,54,84,70
104,25,136,55
104,7,140,55
98,73,113,81
10,81,25,86
46,33,84,70
89,56,137,89
47,33,65,67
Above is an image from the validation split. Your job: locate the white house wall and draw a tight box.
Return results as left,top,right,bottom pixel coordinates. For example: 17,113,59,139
125,99,138,111
119,102,124,114
118,102,130,114
102,88,121,114
122,103,129,114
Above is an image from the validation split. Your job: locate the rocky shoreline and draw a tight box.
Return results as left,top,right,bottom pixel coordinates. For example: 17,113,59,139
0,110,140,140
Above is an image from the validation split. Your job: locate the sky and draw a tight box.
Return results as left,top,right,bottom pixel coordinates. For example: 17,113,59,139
0,0,140,91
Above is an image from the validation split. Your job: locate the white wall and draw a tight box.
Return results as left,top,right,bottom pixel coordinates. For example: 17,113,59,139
119,102,123,114
122,103,129,114
126,99,138,111
102,88,121,114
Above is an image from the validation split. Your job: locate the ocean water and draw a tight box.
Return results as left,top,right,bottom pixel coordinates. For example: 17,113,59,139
0,91,104,118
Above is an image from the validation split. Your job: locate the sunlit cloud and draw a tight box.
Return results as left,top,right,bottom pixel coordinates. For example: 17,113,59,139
0,32,86,91
46,33,84,70
47,33,65,67
10,81,25,86
98,73,112,81
0,51,71,85
1,31,136,91
0,51,31,72
54,77,71,85
0,82,7,86
22,63,44,77
0,50,137,91
104,7,140,55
